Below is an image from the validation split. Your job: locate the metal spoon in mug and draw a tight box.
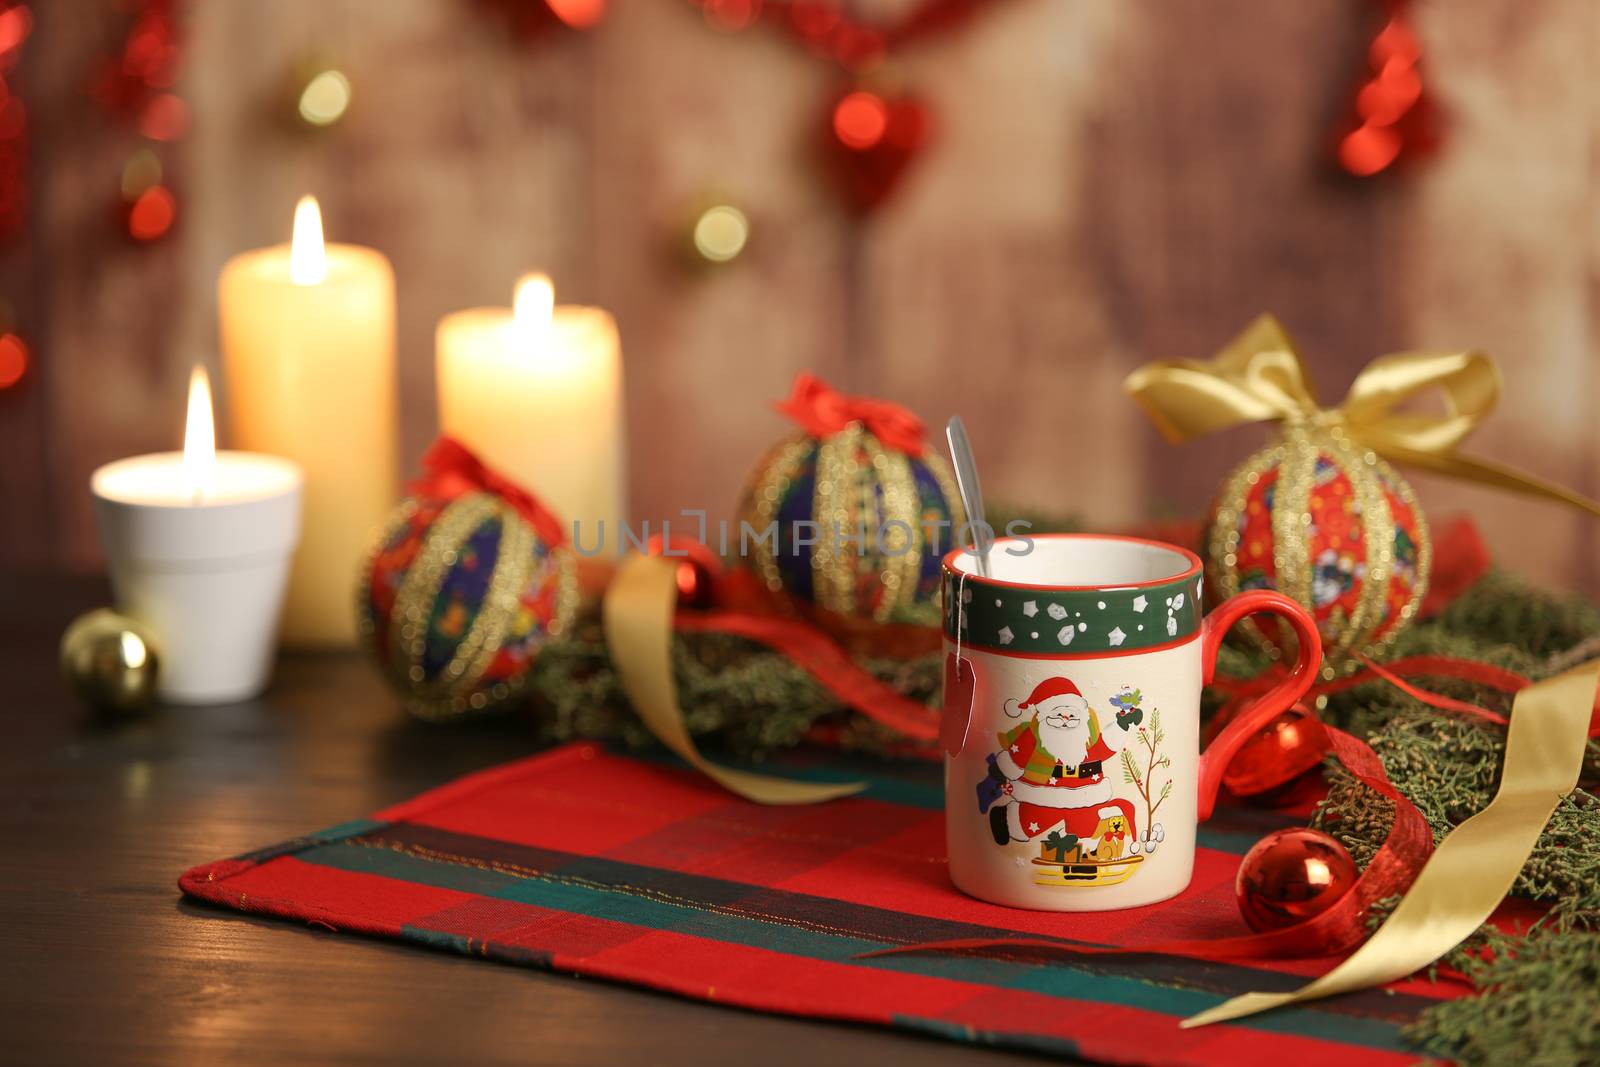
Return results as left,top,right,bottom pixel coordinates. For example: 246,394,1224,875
945,415,993,578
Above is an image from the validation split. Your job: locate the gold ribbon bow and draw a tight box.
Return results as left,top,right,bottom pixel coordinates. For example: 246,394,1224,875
1124,314,1600,518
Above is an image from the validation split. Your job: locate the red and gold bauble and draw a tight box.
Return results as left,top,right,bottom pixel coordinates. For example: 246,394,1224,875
359,490,577,721
1236,827,1359,933
1205,421,1430,677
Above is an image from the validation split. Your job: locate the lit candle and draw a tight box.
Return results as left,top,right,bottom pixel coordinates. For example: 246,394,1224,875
219,195,397,647
436,273,625,539
91,367,302,704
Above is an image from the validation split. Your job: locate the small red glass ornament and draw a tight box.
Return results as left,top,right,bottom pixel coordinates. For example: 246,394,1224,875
1222,702,1330,797
645,532,720,610
822,87,931,214
1236,827,1359,933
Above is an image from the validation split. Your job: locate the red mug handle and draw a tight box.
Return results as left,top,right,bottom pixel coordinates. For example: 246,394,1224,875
1196,589,1323,821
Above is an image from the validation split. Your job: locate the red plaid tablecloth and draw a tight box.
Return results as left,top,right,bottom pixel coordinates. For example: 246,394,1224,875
181,743,1468,1065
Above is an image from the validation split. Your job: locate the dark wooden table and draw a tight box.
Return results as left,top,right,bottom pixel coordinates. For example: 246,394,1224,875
0,571,1033,1066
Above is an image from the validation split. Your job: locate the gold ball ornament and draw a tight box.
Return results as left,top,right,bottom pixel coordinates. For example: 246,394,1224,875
358,491,578,722
1205,421,1430,677
59,609,160,713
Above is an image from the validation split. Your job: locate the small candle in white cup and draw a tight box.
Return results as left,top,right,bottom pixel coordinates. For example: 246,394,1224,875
91,366,303,704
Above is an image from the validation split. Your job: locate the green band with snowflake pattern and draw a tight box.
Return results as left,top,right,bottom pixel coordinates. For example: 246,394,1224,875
941,569,1204,656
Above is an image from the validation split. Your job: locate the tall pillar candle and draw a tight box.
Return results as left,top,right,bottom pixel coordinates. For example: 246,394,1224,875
436,274,625,543
219,196,397,647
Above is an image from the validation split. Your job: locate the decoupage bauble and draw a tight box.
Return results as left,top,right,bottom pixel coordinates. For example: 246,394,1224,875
1236,827,1359,933
1205,422,1430,676
358,491,576,721
59,608,160,714
736,375,964,647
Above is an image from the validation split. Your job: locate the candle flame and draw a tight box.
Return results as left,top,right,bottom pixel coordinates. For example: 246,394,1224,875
290,195,327,285
182,364,217,502
513,272,555,350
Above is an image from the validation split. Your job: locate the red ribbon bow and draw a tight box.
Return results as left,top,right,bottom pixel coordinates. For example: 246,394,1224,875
410,436,568,547
774,373,927,457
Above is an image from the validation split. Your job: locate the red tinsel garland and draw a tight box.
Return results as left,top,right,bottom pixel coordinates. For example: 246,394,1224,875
93,0,186,242
1334,0,1443,176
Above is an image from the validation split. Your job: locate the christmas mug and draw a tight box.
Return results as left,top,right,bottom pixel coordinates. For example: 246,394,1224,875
940,533,1321,911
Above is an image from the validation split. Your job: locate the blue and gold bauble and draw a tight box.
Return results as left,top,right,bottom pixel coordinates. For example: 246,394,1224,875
735,374,964,647
357,439,577,721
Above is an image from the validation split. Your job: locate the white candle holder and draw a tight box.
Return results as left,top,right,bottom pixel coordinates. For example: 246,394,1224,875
92,452,303,704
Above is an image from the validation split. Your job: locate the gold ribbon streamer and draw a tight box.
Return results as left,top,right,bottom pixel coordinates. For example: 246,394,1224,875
1183,658,1600,1028
602,553,865,805
1124,314,1600,518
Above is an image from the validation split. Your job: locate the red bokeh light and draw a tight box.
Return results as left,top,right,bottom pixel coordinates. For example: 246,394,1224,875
0,5,32,58
0,94,23,139
1335,13,1438,177
1362,66,1419,117
139,92,187,141
704,0,761,31
1338,124,1401,177
128,184,176,241
546,0,605,29
0,332,27,389
791,1,841,41
833,90,887,149
1369,18,1420,67
830,24,885,71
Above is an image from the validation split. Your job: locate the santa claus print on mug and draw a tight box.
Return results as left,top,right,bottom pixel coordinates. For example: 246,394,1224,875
975,676,1168,888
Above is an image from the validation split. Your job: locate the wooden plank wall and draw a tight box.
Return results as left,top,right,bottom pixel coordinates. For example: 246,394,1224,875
4,0,1596,598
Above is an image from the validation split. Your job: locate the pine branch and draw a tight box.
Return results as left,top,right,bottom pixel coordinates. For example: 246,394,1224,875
1120,748,1142,789
1150,779,1172,822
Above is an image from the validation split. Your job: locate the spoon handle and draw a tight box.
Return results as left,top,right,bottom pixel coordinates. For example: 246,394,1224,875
945,416,992,578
